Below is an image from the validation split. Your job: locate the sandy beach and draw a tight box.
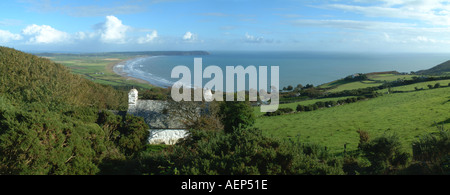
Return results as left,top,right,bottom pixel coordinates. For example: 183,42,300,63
107,57,153,85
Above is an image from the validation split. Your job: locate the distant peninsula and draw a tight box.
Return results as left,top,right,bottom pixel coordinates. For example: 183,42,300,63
416,60,450,75
33,50,210,57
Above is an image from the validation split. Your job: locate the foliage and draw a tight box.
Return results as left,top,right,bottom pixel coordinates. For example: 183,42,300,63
140,87,171,100
0,46,127,110
264,107,293,116
411,128,450,174
117,115,150,157
359,133,410,174
344,74,368,82
139,128,344,175
256,87,450,154
219,101,255,134
0,47,149,174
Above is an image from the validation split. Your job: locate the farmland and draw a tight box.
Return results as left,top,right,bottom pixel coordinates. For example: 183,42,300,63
38,53,155,90
255,82,450,155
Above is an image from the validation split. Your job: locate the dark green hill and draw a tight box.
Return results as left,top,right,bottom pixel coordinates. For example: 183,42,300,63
416,60,450,75
0,47,149,175
0,46,126,110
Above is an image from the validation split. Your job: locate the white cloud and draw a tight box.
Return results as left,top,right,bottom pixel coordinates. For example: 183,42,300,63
290,19,413,30
183,31,197,42
137,30,158,44
0,29,23,43
99,15,129,44
325,1,450,26
22,24,70,44
244,32,264,43
75,32,87,40
412,36,437,43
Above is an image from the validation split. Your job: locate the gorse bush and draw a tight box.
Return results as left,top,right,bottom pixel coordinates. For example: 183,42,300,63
411,129,450,174
219,101,255,134
139,128,344,175
0,98,149,175
0,47,127,110
359,133,410,174
0,47,149,175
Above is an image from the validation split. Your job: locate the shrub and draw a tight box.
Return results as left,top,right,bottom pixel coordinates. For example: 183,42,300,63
117,115,150,157
325,101,337,107
0,101,105,175
411,130,450,174
315,101,325,108
356,130,370,150
139,128,344,175
343,156,361,175
303,105,318,112
434,83,441,88
359,133,410,174
279,107,294,114
0,97,149,175
296,104,305,112
219,101,255,134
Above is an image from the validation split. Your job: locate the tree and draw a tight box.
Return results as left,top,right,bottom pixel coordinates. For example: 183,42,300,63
434,83,441,88
219,100,255,134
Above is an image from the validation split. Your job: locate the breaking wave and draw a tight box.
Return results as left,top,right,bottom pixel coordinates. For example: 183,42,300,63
120,56,175,87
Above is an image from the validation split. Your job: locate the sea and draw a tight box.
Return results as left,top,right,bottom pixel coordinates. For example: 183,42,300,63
118,51,450,90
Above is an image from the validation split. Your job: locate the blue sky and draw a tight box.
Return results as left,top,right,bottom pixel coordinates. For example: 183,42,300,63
2,0,450,52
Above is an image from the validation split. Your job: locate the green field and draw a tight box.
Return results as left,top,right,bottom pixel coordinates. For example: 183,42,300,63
326,81,381,93
254,96,355,116
321,73,416,93
255,87,450,155
368,73,415,82
40,54,155,90
379,79,450,93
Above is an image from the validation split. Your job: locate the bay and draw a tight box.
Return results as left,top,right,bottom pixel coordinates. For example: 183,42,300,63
121,51,450,90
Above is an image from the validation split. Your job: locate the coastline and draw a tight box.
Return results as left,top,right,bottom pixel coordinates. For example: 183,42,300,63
107,57,155,86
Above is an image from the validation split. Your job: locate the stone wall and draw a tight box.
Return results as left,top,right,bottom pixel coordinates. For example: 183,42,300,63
148,129,188,145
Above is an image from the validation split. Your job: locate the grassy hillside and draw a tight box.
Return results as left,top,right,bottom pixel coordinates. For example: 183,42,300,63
320,73,415,93
416,60,450,75
255,87,450,155
0,47,127,110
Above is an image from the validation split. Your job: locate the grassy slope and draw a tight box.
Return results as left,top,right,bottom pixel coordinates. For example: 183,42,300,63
417,60,450,75
255,87,450,155
0,47,127,109
321,74,416,93
378,79,450,92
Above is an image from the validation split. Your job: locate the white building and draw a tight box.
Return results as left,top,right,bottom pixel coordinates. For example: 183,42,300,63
127,89,188,145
